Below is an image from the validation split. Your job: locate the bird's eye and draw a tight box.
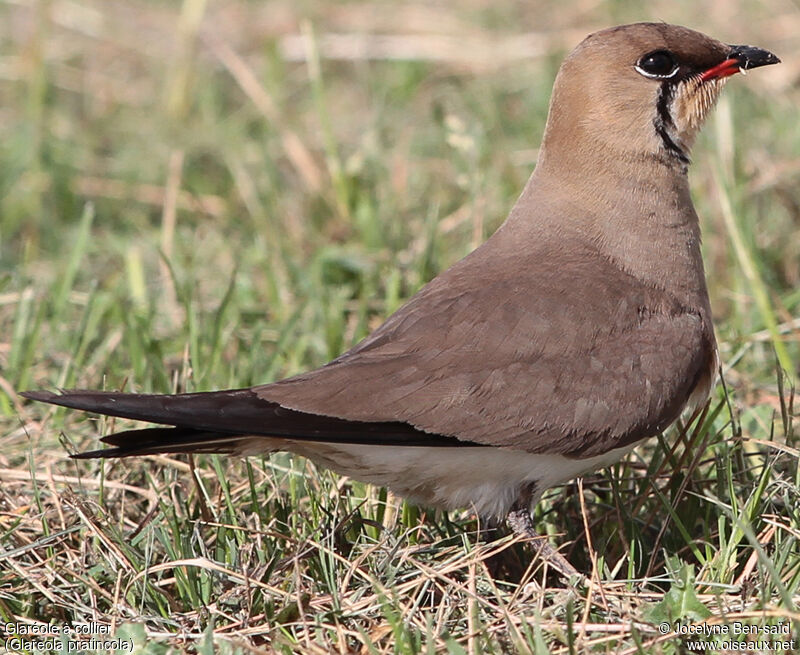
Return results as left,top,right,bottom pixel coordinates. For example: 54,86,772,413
635,50,679,79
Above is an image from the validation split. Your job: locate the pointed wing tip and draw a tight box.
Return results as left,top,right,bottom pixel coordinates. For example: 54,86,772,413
20,388,135,415
20,389,95,411
70,450,100,460
70,447,125,460
20,390,61,402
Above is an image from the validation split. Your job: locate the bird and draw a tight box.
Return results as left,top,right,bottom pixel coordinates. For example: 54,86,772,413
22,23,779,577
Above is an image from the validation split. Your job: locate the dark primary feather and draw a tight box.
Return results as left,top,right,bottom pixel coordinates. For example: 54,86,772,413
20,389,471,458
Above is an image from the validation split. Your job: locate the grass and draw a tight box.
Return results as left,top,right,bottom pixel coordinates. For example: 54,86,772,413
1,0,799,652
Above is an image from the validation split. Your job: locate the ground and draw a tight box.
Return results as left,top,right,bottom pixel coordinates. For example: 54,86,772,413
1,1,798,653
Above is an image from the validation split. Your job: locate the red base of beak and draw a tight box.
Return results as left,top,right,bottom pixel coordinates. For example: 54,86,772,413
700,58,742,81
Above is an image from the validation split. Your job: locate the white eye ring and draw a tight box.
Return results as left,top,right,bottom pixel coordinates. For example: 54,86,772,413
634,63,679,79
635,50,680,79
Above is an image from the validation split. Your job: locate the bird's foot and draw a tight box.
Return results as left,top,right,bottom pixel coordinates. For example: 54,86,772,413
506,508,585,582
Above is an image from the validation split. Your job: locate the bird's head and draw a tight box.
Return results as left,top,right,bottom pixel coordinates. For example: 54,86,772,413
539,23,779,172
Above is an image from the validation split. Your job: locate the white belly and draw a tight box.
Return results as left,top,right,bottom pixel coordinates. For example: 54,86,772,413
242,439,637,518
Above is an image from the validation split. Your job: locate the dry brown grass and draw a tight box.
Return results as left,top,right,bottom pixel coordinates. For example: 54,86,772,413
1,1,799,652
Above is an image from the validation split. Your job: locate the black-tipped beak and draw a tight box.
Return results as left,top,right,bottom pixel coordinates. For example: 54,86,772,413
728,44,781,71
700,44,780,81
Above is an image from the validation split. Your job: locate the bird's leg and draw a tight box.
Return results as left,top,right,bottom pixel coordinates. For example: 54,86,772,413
506,507,584,581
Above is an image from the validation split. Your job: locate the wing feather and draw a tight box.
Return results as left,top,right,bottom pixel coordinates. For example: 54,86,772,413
258,243,715,456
